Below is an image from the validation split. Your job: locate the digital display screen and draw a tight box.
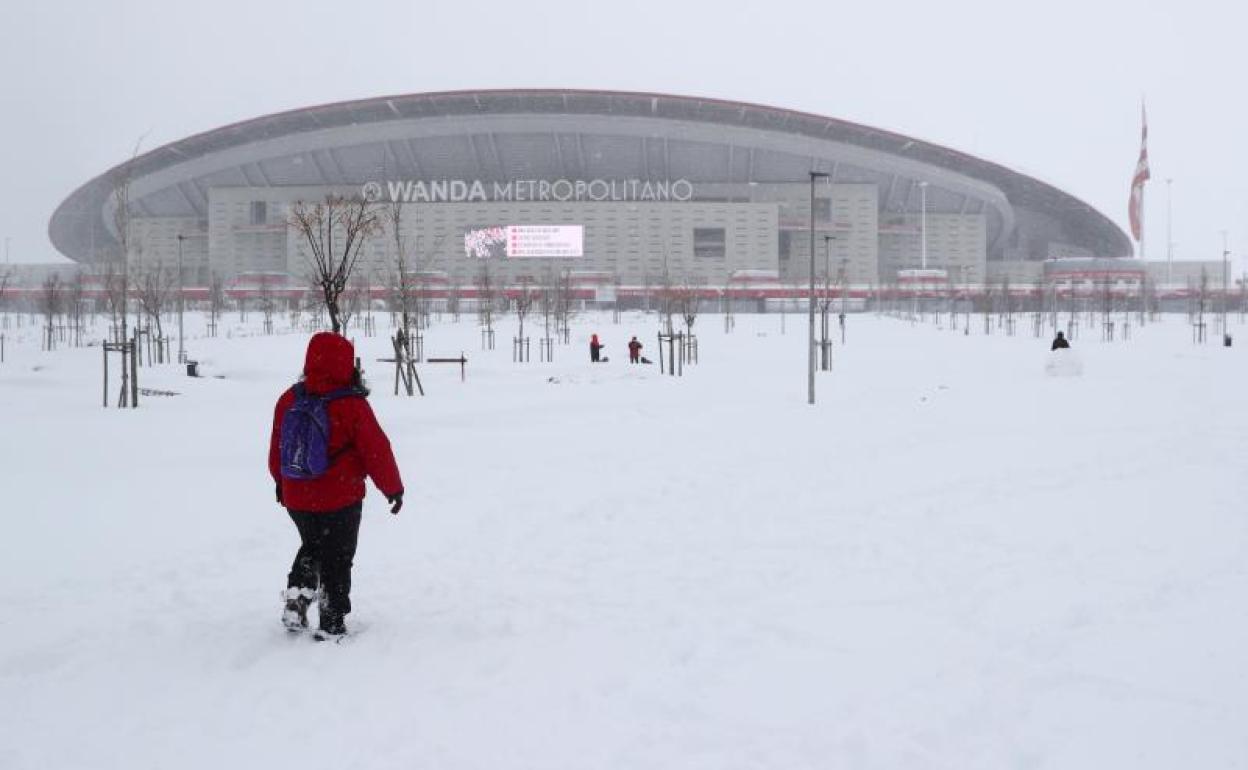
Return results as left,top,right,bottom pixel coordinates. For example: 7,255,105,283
464,225,584,258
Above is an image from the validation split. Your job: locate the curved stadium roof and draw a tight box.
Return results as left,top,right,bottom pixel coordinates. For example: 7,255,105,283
49,89,1131,262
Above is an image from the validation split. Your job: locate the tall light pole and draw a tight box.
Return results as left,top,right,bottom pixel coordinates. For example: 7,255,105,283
919,181,929,270
1222,230,1229,341
840,256,850,343
823,234,833,292
808,170,829,405
823,234,834,359
176,234,186,363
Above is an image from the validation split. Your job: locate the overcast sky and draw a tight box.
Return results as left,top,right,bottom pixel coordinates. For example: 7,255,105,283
2,0,1244,273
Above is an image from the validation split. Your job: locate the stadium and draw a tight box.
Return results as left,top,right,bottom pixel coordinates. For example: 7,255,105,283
48,89,1137,305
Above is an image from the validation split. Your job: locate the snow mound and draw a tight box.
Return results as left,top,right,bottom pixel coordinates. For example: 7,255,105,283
1045,348,1084,377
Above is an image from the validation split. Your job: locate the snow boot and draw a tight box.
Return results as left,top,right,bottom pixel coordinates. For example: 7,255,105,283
314,610,347,641
281,587,316,631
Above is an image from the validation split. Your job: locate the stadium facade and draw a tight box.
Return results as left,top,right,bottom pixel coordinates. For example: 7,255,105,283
48,89,1133,301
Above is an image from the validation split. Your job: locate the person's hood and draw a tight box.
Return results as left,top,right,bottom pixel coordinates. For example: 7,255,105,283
303,332,355,393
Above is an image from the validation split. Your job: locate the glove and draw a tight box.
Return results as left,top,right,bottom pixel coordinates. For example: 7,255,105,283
275,481,284,505
387,492,403,515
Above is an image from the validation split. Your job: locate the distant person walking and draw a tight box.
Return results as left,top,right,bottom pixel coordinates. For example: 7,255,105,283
1051,331,1071,351
628,336,643,363
590,333,605,363
269,332,404,640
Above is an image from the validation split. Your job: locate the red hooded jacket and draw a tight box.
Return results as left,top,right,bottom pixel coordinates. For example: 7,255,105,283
269,333,404,512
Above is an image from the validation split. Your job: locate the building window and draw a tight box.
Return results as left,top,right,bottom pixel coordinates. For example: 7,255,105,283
250,201,267,226
693,228,726,259
778,231,792,261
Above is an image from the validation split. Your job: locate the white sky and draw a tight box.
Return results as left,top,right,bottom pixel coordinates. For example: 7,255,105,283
1,0,1244,273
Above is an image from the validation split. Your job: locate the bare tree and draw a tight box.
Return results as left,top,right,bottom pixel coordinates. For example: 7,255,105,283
540,266,557,344
66,270,87,346
0,266,13,323
135,261,174,361
288,194,381,333
979,279,995,334
1099,273,1115,339
657,259,676,335
102,259,127,341
384,196,416,337
1196,267,1209,341
257,274,276,334
514,274,537,340
340,270,370,334
109,137,146,344
1000,274,1012,331
1239,273,1247,322
446,273,461,322
207,271,225,335
674,275,702,336
611,271,622,324
39,273,62,350
288,286,305,328
475,260,497,335
555,267,576,342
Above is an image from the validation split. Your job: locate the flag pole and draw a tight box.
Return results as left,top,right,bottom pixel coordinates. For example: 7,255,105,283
1139,98,1147,262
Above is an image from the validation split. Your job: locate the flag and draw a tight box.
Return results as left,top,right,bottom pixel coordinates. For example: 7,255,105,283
1128,102,1150,242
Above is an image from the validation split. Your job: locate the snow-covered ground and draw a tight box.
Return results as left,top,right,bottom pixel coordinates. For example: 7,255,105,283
1,309,1246,769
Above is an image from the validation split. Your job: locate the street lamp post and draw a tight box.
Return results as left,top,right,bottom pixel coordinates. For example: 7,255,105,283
176,234,185,363
823,233,832,331
821,234,835,368
840,257,849,343
808,171,829,404
1222,231,1230,343
919,181,929,270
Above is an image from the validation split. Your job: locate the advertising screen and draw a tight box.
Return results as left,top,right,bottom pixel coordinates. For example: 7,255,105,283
464,225,584,258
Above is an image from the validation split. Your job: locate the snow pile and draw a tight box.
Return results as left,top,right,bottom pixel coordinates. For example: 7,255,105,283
0,312,1245,769
1045,347,1084,377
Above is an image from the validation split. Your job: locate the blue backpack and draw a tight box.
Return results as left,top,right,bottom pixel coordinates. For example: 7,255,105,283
279,383,363,480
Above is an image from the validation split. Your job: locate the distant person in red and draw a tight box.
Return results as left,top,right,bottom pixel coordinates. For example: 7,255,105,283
628,336,643,363
590,333,605,362
269,332,404,639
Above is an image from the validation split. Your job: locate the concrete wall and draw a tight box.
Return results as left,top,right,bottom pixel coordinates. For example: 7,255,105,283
208,189,289,279
878,212,987,284
337,200,779,287
203,185,778,287
148,180,992,290
774,184,878,286
127,217,208,283
1142,260,1228,288
986,260,1044,286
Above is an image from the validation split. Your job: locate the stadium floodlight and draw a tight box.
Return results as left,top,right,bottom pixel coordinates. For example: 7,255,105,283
919,181,929,270
808,171,829,405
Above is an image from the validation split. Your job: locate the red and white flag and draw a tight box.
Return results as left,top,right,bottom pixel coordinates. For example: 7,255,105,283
1128,102,1150,242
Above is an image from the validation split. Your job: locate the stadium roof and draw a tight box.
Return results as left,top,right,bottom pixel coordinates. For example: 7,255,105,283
49,89,1131,262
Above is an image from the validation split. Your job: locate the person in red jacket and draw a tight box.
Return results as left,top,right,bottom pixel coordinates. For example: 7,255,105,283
269,332,404,638
628,336,643,363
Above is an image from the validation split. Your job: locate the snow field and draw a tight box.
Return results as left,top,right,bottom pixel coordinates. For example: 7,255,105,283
1,310,1246,769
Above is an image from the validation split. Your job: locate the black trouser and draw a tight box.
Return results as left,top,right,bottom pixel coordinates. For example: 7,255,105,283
286,502,362,617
